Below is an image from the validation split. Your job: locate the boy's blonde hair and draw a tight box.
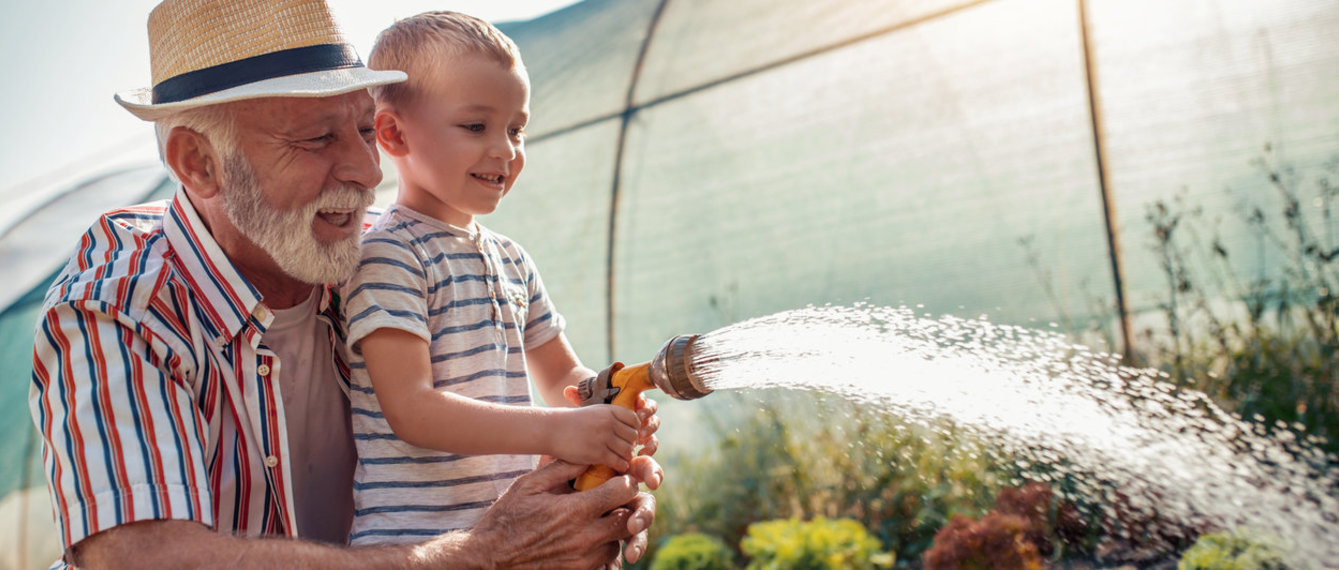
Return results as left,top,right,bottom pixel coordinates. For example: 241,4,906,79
368,11,525,110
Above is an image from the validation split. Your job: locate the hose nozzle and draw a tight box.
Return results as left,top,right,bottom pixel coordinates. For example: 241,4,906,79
648,334,713,401
571,333,714,490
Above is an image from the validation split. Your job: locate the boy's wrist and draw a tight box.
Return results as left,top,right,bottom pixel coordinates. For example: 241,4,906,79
533,407,566,458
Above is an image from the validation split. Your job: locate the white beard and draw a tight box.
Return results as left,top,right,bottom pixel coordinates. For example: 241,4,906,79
220,154,373,285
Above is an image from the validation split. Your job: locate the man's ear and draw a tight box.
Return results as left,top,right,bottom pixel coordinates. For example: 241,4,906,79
375,108,410,158
164,127,223,198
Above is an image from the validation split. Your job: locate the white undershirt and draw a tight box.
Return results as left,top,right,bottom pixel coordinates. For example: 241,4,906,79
265,291,355,544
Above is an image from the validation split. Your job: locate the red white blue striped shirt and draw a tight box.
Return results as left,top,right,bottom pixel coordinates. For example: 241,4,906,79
29,189,351,562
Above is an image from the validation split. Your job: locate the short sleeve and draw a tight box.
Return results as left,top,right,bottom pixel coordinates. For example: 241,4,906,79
30,301,213,552
341,231,432,352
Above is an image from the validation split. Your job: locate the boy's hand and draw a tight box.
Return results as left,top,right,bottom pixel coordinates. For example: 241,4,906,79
549,405,639,470
560,384,661,460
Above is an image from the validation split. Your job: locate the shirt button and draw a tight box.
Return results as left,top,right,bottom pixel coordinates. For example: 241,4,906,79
216,336,230,347
257,364,271,376
265,455,278,468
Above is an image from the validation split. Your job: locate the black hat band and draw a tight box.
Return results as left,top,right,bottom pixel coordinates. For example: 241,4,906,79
151,43,363,104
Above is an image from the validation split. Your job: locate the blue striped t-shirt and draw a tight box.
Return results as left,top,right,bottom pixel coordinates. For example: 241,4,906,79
339,204,564,545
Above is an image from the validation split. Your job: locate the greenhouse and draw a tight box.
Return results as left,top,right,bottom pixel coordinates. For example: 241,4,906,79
3,0,1337,567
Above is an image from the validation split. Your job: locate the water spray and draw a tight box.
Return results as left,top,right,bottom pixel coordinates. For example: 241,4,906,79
572,334,713,490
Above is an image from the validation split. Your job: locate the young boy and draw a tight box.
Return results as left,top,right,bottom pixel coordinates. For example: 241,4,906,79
339,12,641,545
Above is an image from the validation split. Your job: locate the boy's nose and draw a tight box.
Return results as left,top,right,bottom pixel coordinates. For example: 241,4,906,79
488,136,519,160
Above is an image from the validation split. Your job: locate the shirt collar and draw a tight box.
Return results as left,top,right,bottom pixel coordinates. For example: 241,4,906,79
389,203,476,239
315,284,336,316
162,187,263,345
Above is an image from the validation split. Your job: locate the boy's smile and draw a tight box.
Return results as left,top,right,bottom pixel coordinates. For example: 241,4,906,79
386,53,530,228
471,171,509,191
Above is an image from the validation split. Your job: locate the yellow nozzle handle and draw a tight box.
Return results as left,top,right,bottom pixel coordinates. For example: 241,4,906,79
573,362,654,491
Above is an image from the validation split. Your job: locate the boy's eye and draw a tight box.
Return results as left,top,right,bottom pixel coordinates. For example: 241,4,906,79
508,127,525,139
462,123,486,133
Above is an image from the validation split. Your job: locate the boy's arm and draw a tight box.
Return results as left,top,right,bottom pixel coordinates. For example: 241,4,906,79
360,328,638,469
526,332,595,408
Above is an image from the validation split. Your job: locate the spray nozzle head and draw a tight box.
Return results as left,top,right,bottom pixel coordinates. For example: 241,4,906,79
649,334,713,401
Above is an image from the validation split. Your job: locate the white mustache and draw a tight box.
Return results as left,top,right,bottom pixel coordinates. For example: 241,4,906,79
310,186,375,213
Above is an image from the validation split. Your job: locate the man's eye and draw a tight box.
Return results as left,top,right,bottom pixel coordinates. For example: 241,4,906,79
359,127,376,140
302,134,333,145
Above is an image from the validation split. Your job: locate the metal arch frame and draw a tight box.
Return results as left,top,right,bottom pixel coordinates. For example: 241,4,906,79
524,0,1133,360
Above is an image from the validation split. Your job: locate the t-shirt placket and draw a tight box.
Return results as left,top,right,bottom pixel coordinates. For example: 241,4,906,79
472,231,508,345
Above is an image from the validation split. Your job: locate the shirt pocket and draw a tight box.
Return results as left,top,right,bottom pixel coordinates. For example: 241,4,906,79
499,282,530,327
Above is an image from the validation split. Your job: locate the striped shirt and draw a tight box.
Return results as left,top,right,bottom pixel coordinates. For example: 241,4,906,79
340,204,564,545
28,190,351,563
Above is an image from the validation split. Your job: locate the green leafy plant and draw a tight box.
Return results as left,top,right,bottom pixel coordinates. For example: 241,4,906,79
651,533,737,570
740,516,888,570
646,392,1011,568
1178,529,1294,570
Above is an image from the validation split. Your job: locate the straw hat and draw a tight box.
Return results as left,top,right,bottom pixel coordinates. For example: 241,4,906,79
115,0,406,121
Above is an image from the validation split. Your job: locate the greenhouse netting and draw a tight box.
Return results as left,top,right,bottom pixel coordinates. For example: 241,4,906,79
3,0,1337,566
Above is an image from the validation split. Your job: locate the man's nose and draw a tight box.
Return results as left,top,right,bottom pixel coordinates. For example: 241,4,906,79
332,129,383,190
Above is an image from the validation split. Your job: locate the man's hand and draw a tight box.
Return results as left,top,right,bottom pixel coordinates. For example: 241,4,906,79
620,455,663,564
463,459,662,568
634,395,661,458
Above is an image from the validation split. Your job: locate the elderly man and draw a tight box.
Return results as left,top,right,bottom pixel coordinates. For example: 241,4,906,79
28,0,661,568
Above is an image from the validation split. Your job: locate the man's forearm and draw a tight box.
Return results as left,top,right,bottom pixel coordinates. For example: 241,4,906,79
70,519,485,570
70,460,659,570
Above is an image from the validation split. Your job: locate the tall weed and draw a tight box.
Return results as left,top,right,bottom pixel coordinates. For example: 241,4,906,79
1138,147,1339,457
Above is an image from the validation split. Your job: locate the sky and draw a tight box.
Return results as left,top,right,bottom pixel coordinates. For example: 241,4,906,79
0,0,579,221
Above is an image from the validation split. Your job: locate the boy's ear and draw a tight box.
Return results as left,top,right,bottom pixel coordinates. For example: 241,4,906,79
164,127,223,198
375,108,410,157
